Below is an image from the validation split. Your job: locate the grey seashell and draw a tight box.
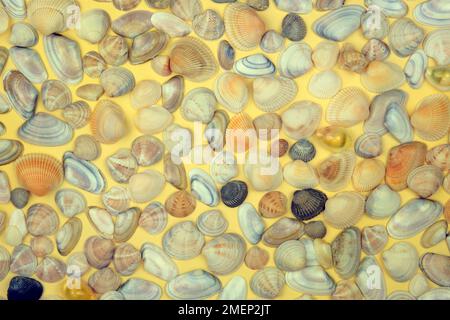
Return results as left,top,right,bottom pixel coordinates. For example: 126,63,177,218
44,34,83,84
419,288,450,300
0,93,11,114
101,67,136,97
0,139,23,166
162,75,184,113
278,42,313,79
354,133,382,158
361,39,390,62
130,31,169,65
192,9,224,41
361,8,389,40
141,243,178,281
197,210,228,237
10,188,30,209
286,266,336,296
2,0,26,19
112,10,152,39
388,18,425,57
99,34,128,66
365,0,408,18
384,102,413,143
260,30,284,55
63,152,106,194
3,70,38,119
234,54,275,78
238,203,265,245
312,5,365,41
387,291,416,300
423,29,450,66
9,23,38,47
331,227,361,279
404,50,428,89
281,13,307,41
41,79,72,112
250,267,285,299
146,0,169,8
365,184,401,219
202,233,246,275
76,9,110,44
275,0,312,13
18,113,73,147
55,188,86,218
387,199,443,239
219,276,247,300
314,0,344,11
413,0,450,27
167,269,222,300
355,256,386,300
118,278,162,300
162,221,205,260
83,51,107,78
247,0,269,11
217,40,235,71
382,242,418,282
62,101,91,129
409,273,429,298
205,110,229,152
189,168,219,207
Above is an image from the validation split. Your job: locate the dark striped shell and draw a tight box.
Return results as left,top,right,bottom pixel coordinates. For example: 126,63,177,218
281,13,307,42
220,180,248,208
289,139,316,162
291,188,328,221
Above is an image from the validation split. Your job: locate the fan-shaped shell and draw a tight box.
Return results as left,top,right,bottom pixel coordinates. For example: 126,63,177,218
165,190,196,218
28,0,77,35
411,94,450,141
318,151,356,191
253,76,297,112
352,158,385,192
102,186,130,216
324,192,364,229
214,72,248,113
90,100,128,144
326,87,370,127
192,9,224,41
291,188,327,221
260,30,284,54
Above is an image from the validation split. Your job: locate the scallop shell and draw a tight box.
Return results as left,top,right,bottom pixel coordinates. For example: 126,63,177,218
286,266,336,296
88,268,121,294
226,112,257,153
365,184,401,219
28,0,77,35
308,70,342,99
352,158,385,192
55,217,82,256
281,13,307,41
362,39,391,62
9,47,47,84
83,51,107,79
99,35,128,66
312,41,339,70
0,139,23,166
404,50,428,89
217,40,235,71
167,269,221,300
278,43,312,79
3,70,38,120
181,88,216,123
388,18,425,57
250,267,285,299
62,101,91,129
141,243,178,281
283,161,319,189
361,61,406,93
36,257,66,283
354,133,382,159
274,240,306,272
414,0,450,27
421,220,447,248
338,43,368,74
361,225,388,256
139,202,168,235
253,76,297,112
197,210,228,237
326,87,370,127
411,94,450,141
281,101,322,140
100,67,135,98
10,245,38,277
26,204,59,237
260,30,284,54
382,242,418,282
128,170,165,203
419,253,450,287
162,75,184,113
130,31,169,65
76,9,110,44
324,192,364,229
407,165,443,198
192,9,224,41
5,209,27,247
423,29,450,66
106,149,138,184
318,150,356,191
162,221,205,260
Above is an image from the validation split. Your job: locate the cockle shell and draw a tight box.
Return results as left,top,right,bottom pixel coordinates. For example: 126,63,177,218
407,165,443,198
128,170,165,203
64,152,106,194
130,31,169,65
324,192,364,229
167,270,221,300
36,257,66,283
3,70,38,120
326,87,370,127
308,70,342,99
388,18,425,57
219,276,247,300
260,30,284,54
56,217,82,256
250,267,285,299
88,268,121,294
0,139,23,166
220,180,248,208
202,233,246,275
352,158,385,192
118,278,161,300
26,204,59,237
278,43,312,79
139,202,168,235
414,0,450,27
281,101,322,140
283,161,319,189
76,9,110,44
142,243,178,281
282,13,307,41
318,151,356,191
162,221,205,260
355,256,386,300
258,191,287,219
262,217,305,247
423,29,450,66
404,50,428,89
289,139,316,163
361,225,388,256
28,0,77,35
130,136,163,167
209,151,237,186
237,203,264,245
361,61,406,93
10,245,38,277
151,12,191,37
382,242,418,282
286,266,336,296
214,72,248,114
274,240,306,272
165,190,196,218
192,9,224,41
9,47,47,84
245,246,269,270
99,35,128,66
419,253,450,287
253,76,297,112
101,67,135,98
197,210,228,237
5,209,27,247
426,144,450,173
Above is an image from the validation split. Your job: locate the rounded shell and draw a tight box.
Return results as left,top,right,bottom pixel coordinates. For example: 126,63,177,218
202,233,246,275
162,221,205,260
324,192,365,229
250,267,285,299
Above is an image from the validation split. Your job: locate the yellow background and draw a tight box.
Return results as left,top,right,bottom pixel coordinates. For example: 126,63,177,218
0,0,449,300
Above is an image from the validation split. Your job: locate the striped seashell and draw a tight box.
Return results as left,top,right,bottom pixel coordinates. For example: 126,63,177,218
260,30,284,54
139,202,168,235
55,189,86,218
151,12,191,37
0,139,23,166
3,70,38,120
102,186,130,216
414,0,450,27
181,88,216,123
10,245,38,277
9,47,47,84
55,218,82,257
130,31,169,65
318,151,356,191
238,203,264,245
106,149,138,184
99,35,128,66
258,191,287,219
197,210,228,237
226,112,256,153
312,41,340,70
112,10,152,39
291,188,327,221
234,54,275,78
41,79,72,112
407,165,443,198
63,152,106,194
404,50,428,89
189,168,219,207
84,236,114,269
162,75,184,113
26,204,59,236
281,13,307,41
217,40,235,71
192,9,224,41
365,0,407,18
167,269,221,300
90,100,128,144
324,192,365,229
250,267,285,299
202,233,246,275
170,0,202,21
131,135,164,166
82,51,107,78
388,18,425,57
426,144,450,172
253,76,297,112
165,190,196,218
326,87,370,127
331,227,361,279
286,266,336,296
118,278,161,300
88,268,121,294
100,67,135,98
354,133,382,159
114,207,140,243
274,240,306,272
162,221,205,260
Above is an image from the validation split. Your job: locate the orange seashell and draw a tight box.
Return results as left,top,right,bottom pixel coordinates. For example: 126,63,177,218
318,150,356,192
385,142,427,191
225,112,257,153
258,191,288,219
326,87,370,128
165,190,197,218
352,158,385,192
411,94,450,141
245,246,269,270
90,100,128,144
15,153,63,196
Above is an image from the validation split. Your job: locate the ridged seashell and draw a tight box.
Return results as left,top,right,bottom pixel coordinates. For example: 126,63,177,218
386,142,427,191
407,165,443,198
192,9,224,41
318,151,356,191
64,152,106,194
361,225,388,256
262,218,304,247
181,88,216,123
356,256,386,300
169,0,201,21
312,41,339,70
130,136,163,167
102,186,130,216
117,278,161,300
0,171,10,204
278,43,312,79
30,236,53,258
425,65,450,91
164,190,196,218
331,280,363,300
100,67,135,98
90,100,128,144
354,133,382,159
281,13,307,41
16,153,63,197
55,189,86,218
274,0,312,13
139,202,167,235
365,0,407,18
44,34,83,84
419,253,450,287
9,47,47,84
26,204,59,237
3,70,38,119
423,29,450,66
365,184,401,219
4,209,27,247
234,54,275,79
27,0,76,34
245,246,269,270
219,276,247,300
130,80,161,110
409,273,430,298
169,37,217,82
281,101,322,140
163,221,204,260
274,240,306,272
0,139,23,166
387,199,443,239
214,72,248,114
82,51,106,79
130,31,169,65
76,9,110,44
113,207,140,243
224,3,265,51
361,61,406,93
312,5,364,41
220,180,248,208
362,39,390,62
421,220,447,248
73,135,101,162
382,242,418,282
88,268,121,294
98,35,128,67
338,43,368,74
260,30,284,54
243,158,283,192
84,236,115,269
202,233,246,275
167,269,221,300
10,188,30,209
0,246,10,281
10,245,38,277
361,8,389,40
258,191,287,219
411,94,450,141
237,203,264,245
404,50,428,89
327,87,370,127
62,101,91,129
225,112,257,153
150,12,191,37
105,149,138,184
217,40,234,71
324,192,364,229
352,158,385,192
308,70,342,99
36,257,66,283
197,210,228,237
162,75,184,113
389,17,425,58
141,243,177,281
128,170,165,203
291,188,327,221
253,113,282,141
253,76,297,112
426,144,450,172
250,267,285,299
283,161,319,189
189,168,219,207
56,217,82,256
286,266,336,296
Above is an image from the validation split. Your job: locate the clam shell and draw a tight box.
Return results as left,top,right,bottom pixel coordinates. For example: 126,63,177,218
5,209,27,247
250,267,285,299
308,70,342,99
64,151,106,194
221,180,248,208
0,139,23,166
262,217,305,247
128,170,165,203
217,40,235,71
26,204,59,236
0,5,9,34
354,133,382,159
407,165,443,198
162,75,184,113
253,113,282,141
130,31,169,65
258,191,287,219
312,5,365,41
100,67,135,98
88,207,114,239
56,217,82,256
28,0,76,35
365,0,407,18
425,65,450,91
0,93,11,114
275,0,312,13
142,243,178,281
62,101,91,129
114,207,140,242
423,29,450,66
139,202,168,235
278,43,312,79
0,47,8,75
73,135,101,161
76,9,110,44
44,34,83,84
324,192,364,229
361,225,388,256
314,0,344,10
99,35,128,66
36,257,66,283
10,188,30,209
355,256,386,300
284,161,319,189
151,12,191,37
365,184,401,219
84,236,115,269
55,189,86,218
202,233,246,275
338,43,368,74
90,100,128,144
313,238,332,269
282,101,322,140
16,153,63,197
318,150,356,191
419,253,450,287
10,245,38,277
361,8,389,40
327,87,370,127
421,220,447,248
83,51,107,79
189,168,219,207
426,144,450,172
118,278,161,300
135,106,173,135
167,270,221,300
285,266,336,296
88,268,121,294
7,276,43,301
245,246,269,270
388,18,424,57
274,240,306,272
209,151,237,185
3,70,38,119
0,246,10,281
169,0,202,21
106,149,138,184
238,203,264,245
419,288,450,300
181,88,216,123
112,10,152,39
214,72,248,114
387,199,443,239
414,0,450,27
224,3,265,51
113,0,141,11
352,158,385,192
332,280,363,300
382,242,418,282
411,94,450,141
162,221,205,260
361,61,406,93
197,210,228,237
409,273,430,298
404,50,428,89
76,84,104,102
192,9,224,41
388,291,416,300
205,110,228,152
130,81,161,110
219,276,247,300
260,30,284,54
281,13,307,41
163,124,192,158
253,76,297,112
384,104,412,143
0,171,10,204
10,47,47,84
312,41,339,70
234,54,275,78
305,221,327,239
165,190,196,218
362,39,390,62
131,135,163,167
163,153,187,190
149,56,171,77
243,158,283,192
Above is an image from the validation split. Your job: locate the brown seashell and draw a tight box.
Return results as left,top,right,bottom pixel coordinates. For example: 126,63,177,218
253,113,282,141
193,9,224,41
36,257,66,283
56,217,82,256
164,153,187,190
262,217,305,247
361,225,388,256
67,252,90,276
113,243,141,276
362,39,391,62
272,139,289,158
41,79,72,111
352,158,385,192
130,31,169,65
113,0,141,11
170,0,202,21
62,101,91,129
84,236,115,269
162,75,184,113
444,200,450,223
16,153,63,197
114,207,141,243
83,51,107,78
165,190,196,218
332,280,363,300
324,192,365,229
90,100,128,144
102,186,130,216
139,202,168,235
30,236,54,258
76,84,104,102
26,204,59,237
258,191,287,219
10,244,38,277
131,135,164,166
245,246,269,270
386,142,427,191
88,267,121,294
73,135,101,161
318,151,356,192
426,144,450,173
112,10,153,39
338,43,368,74
407,165,443,198
218,40,235,71
106,148,138,184
419,253,450,287
99,35,128,66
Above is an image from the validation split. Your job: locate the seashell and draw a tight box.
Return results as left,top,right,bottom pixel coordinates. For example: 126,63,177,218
274,0,312,13
326,87,369,127
237,203,264,245
365,185,400,219
169,0,202,21
142,243,178,281
0,246,10,281
404,50,428,89
64,152,106,194
419,288,450,300
361,225,388,256
163,221,204,260
260,30,284,54
253,113,282,141
112,11,152,39
0,211,5,233
10,245,38,277
90,100,128,144
388,18,424,58
30,236,53,258
426,144,450,172
282,101,322,140
234,54,275,79
258,191,287,219
445,177,450,195
128,170,165,203
114,207,140,242
209,152,236,186
3,70,38,120
354,133,382,159
411,94,450,141
409,273,430,298
361,8,389,40
55,189,86,218
106,149,138,184
243,158,283,192
245,246,269,270
250,267,285,299
130,81,161,110
318,151,355,191
7,276,43,301
165,190,196,218
281,13,307,41
62,101,91,129
167,270,221,300
151,12,191,37
352,158,385,192
56,217,82,256
262,217,305,247
312,41,339,71
304,221,327,239
4,209,27,247
286,266,336,296
425,65,450,91
88,207,114,239
202,233,246,275
162,76,184,113
284,161,319,189
332,280,363,300
313,238,332,269
130,136,163,167
130,31,169,65
27,0,76,34
414,0,450,27
274,240,306,272
0,171,10,204
314,0,344,10
113,0,141,10
76,9,110,44
189,168,219,207
219,276,247,300
163,124,192,157
36,257,66,283
88,268,121,294
16,153,63,197
163,154,187,191
365,0,407,17
423,29,450,66
278,43,312,79
26,204,59,237
214,72,248,114
100,67,135,98
134,106,173,135
355,256,386,300
149,56,171,77
421,220,447,248
324,192,364,229
407,165,443,198
217,40,235,71
10,188,30,209
139,202,168,235
338,43,368,74
273,140,288,159
382,242,418,282
362,39,390,62
84,236,114,270
224,3,265,51
44,34,83,84
98,35,128,67
0,93,11,115
192,9,224,41
419,253,450,287
82,51,107,78
253,76,297,112
386,142,427,191
73,135,101,161
387,199,443,239
0,5,9,34
0,139,23,166
313,5,364,41
331,227,360,280
197,210,228,237
9,47,47,84
0,46,8,75
181,88,216,123
118,278,161,300
308,70,342,99
388,291,416,300
221,180,248,208
224,112,256,153
361,61,406,93
204,113,228,153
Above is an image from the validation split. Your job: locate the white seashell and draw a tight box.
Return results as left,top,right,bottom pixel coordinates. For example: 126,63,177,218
87,207,114,239
365,184,401,219
278,43,313,79
274,0,313,13
312,41,340,70
419,288,450,300
162,221,205,260
238,203,265,245
128,170,165,203
423,29,450,66
189,168,219,207
413,0,450,27
404,50,428,89
355,256,386,300
252,76,297,112
285,266,336,296
281,101,322,140
167,269,221,300
210,151,238,185
202,233,246,275
308,70,342,99
5,209,27,246
283,160,319,189
134,106,173,135
197,210,228,237
219,276,247,300
300,238,319,267
409,273,430,298
0,171,10,204
365,0,408,18
181,88,216,123
141,243,178,281
214,72,248,114
244,158,283,192
274,240,306,272
151,12,191,37
382,242,418,282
